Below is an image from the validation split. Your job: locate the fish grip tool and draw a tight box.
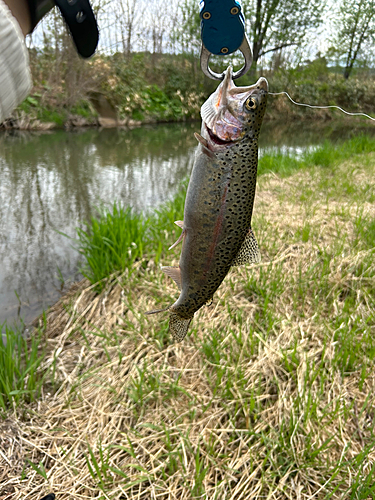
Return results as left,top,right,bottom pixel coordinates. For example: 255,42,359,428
200,0,252,80
27,0,99,58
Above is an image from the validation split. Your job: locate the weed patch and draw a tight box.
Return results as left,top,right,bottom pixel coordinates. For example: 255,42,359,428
0,323,50,413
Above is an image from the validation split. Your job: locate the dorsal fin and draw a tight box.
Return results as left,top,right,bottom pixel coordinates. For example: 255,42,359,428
231,228,261,266
162,266,182,290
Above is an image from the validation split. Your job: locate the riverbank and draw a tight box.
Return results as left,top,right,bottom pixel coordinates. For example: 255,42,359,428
1,136,375,498
2,51,375,130
0,113,145,131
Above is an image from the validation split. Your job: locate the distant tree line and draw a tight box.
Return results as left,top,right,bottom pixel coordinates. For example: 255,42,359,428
28,0,375,81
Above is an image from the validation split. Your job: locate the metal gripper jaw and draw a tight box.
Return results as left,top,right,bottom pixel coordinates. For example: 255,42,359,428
199,0,253,80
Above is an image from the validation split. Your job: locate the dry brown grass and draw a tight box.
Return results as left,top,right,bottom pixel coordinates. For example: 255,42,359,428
1,158,375,500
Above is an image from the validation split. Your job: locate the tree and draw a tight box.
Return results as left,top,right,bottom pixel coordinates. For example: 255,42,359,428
145,0,179,55
173,0,201,56
113,0,145,56
243,0,324,74
331,0,375,79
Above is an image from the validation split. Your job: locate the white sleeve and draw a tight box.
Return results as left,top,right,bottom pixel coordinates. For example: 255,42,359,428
0,0,32,123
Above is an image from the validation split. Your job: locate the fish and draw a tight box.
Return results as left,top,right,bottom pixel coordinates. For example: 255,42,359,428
147,67,268,341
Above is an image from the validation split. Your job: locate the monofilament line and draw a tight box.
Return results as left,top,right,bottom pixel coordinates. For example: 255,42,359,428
269,91,375,122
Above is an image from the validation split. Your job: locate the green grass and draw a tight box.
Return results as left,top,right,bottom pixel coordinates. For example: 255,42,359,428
0,322,50,413
258,134,375,177
355,212,375,249
76,204,150,290
76,182,188,291
15,94,98,128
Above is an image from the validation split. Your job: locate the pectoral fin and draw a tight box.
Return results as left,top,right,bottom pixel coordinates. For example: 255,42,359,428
194,133,215,158
194,132,209,148
231,228,261,266
169,221,185,250
162,266,182,290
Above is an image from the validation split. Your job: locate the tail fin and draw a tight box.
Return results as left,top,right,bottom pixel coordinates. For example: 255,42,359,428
169,312,192,342
146,307,192,343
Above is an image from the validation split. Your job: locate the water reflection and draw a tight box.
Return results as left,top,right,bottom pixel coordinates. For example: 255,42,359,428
258,120,375,157
0,125,197,326
259,119,375,150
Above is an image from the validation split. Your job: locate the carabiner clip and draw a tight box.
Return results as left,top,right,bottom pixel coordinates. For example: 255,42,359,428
200,33,253,80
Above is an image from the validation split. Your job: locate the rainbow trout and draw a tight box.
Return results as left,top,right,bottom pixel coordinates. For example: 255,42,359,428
148,67,268,341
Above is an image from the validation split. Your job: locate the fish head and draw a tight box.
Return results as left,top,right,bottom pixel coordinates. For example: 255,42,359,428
200,67,268,151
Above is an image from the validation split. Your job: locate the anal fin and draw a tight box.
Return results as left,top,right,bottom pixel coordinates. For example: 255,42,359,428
231,227,261,266
169,312,192,342
162,266,182,290
145,305,170,315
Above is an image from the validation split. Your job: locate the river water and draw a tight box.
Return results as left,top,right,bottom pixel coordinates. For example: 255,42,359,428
0,121,373,327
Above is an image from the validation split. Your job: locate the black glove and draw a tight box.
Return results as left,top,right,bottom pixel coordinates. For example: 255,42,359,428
27,0,99,58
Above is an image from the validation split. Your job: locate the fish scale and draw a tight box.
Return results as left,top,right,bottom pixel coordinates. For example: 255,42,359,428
147,67,268,341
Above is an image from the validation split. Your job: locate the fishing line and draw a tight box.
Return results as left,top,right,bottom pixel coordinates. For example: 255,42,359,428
269,91,375,122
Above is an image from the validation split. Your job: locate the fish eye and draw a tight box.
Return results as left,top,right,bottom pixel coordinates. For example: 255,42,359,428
245,97,257,111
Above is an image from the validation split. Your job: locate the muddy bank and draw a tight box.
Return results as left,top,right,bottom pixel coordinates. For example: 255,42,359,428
3,84,374,131
0,115,144,131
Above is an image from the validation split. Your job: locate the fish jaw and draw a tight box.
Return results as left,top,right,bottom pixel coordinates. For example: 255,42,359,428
200,68,268,152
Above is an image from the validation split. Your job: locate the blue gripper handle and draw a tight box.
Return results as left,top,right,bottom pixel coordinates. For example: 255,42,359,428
200,0,245,56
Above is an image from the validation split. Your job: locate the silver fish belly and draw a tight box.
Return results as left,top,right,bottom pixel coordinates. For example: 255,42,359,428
148,67,268,341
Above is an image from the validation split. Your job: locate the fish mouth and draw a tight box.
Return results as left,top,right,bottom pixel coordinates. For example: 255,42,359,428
205,125,238,147
200,68,268,151
228,76,268,95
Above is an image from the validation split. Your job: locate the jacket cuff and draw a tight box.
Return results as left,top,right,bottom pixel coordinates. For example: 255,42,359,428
0,0,32,123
